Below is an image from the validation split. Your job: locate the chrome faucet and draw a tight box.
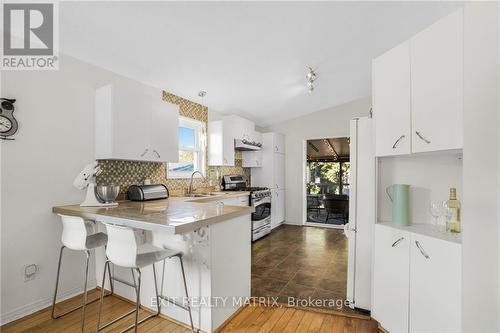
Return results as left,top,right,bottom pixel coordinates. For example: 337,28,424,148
188,171,206,195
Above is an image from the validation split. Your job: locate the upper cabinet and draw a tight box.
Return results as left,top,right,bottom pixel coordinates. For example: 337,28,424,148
251,133,286,189
95,84,179,162
272,133,285,154
208,120,235,166
223,115,257,143
373,41,411,156
208,114,263,167
373,9,463,157
242,131,263,167
411,9,463,153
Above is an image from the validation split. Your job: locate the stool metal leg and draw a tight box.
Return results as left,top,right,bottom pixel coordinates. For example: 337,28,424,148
178,255,195,332
96,263,162,333
95,260,109,333
80,250,91,333
158,255,196,332
133,268,141,333
51,246,65,319
52,246,108,333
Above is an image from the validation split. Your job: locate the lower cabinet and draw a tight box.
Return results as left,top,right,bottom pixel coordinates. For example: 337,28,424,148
409,233,461,333
372,224,461,333
271,189,285,228
372,226,410,333
271,189,285,229
220,196,250,207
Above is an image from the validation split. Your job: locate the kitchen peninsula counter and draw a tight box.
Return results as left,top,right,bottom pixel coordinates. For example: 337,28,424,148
52,193,253,235
52,192,253,333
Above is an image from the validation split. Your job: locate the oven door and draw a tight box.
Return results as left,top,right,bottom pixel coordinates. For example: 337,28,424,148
252,197,271,222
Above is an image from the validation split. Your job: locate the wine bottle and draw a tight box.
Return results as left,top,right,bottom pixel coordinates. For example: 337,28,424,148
446,188,461,233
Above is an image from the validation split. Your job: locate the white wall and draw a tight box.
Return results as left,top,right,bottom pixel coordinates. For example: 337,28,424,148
462,3,500,332
264,97,370,224
0,54,165,323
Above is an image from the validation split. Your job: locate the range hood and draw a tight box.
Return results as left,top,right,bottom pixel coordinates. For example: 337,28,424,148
234,139,262,151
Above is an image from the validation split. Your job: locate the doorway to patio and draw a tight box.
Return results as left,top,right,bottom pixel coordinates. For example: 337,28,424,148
305,138,350,228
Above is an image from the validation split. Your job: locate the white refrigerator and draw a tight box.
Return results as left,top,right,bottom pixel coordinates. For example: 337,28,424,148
345,117,376,311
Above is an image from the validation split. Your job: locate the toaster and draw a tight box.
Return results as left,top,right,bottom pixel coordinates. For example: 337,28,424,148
127,184,169,201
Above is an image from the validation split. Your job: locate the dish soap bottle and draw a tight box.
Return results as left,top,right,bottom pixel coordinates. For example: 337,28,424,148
446,188,461,233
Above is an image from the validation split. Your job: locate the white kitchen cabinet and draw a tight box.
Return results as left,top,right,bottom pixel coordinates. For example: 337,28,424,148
95,84,179,162
372,41,411,157
409,233,461,333
411,9,463,153
273,153,285,189
272,133,285,154
150,96,179,162
372,225,410,333
271,189,285,228
208,120,234,166
242,151,262,168
222,115,255,142
373,9,463,157
219,195,250,207
208,115,262,166
251,133,286,189
373,224,462,333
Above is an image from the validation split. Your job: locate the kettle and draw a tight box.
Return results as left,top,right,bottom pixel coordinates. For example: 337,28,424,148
386,184,411,226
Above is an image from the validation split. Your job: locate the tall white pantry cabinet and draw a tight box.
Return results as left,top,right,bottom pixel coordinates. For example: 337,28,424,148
371,8,463,333
251,133,286,228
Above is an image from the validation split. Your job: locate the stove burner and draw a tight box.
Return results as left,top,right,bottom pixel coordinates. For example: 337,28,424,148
225,187,269,192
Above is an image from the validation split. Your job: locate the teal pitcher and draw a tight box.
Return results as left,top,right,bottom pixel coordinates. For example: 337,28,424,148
386,184,411,226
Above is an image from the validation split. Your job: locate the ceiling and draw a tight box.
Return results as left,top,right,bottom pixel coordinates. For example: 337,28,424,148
307,138,350,162
59,1,462,127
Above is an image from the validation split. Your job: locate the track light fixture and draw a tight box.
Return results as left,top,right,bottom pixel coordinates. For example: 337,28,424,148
306,67,318,93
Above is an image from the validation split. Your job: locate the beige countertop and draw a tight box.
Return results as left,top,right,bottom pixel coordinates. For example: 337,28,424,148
52,193,253,234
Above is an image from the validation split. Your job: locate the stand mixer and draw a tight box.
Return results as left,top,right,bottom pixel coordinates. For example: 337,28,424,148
74,162,119,207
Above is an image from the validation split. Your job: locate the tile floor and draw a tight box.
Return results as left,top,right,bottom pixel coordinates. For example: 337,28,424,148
251,224,360,314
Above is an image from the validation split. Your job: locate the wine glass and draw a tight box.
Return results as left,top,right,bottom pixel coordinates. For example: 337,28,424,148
429,200,444,230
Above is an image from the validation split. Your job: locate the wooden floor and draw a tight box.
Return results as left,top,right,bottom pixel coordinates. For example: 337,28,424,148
0,290,191,333
1,290,378,333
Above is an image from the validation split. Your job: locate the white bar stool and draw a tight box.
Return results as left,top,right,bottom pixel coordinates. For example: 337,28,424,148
95,223,195,333
51,214,113,333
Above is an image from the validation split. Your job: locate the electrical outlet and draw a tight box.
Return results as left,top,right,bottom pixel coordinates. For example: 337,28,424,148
24,264,39,282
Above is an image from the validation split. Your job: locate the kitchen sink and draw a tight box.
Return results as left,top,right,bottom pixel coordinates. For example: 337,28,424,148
188,193,219,197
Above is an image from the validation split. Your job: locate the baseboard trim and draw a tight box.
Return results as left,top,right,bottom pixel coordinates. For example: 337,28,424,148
213,305,247,333
0,280,97,326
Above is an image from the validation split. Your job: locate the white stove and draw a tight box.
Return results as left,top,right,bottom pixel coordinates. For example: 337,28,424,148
222,175,272,241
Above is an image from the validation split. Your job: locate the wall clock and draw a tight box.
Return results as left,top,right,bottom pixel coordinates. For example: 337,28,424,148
0,98,18,140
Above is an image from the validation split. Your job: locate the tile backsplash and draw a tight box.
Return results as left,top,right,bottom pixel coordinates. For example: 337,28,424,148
96,91,250,196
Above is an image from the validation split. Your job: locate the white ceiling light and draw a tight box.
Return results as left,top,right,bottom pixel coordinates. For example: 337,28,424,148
306,66,318,93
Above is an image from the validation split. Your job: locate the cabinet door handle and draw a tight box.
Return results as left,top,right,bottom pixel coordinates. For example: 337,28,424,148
392,135,405,149
275,184,279,189
415,240,430,259
415,131,431,144
140,148,149,157
153,150,161,158
391,237,405,247
275,145,278,152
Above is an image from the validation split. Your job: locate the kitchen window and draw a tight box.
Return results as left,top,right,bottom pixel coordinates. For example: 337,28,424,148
167,117,206,179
